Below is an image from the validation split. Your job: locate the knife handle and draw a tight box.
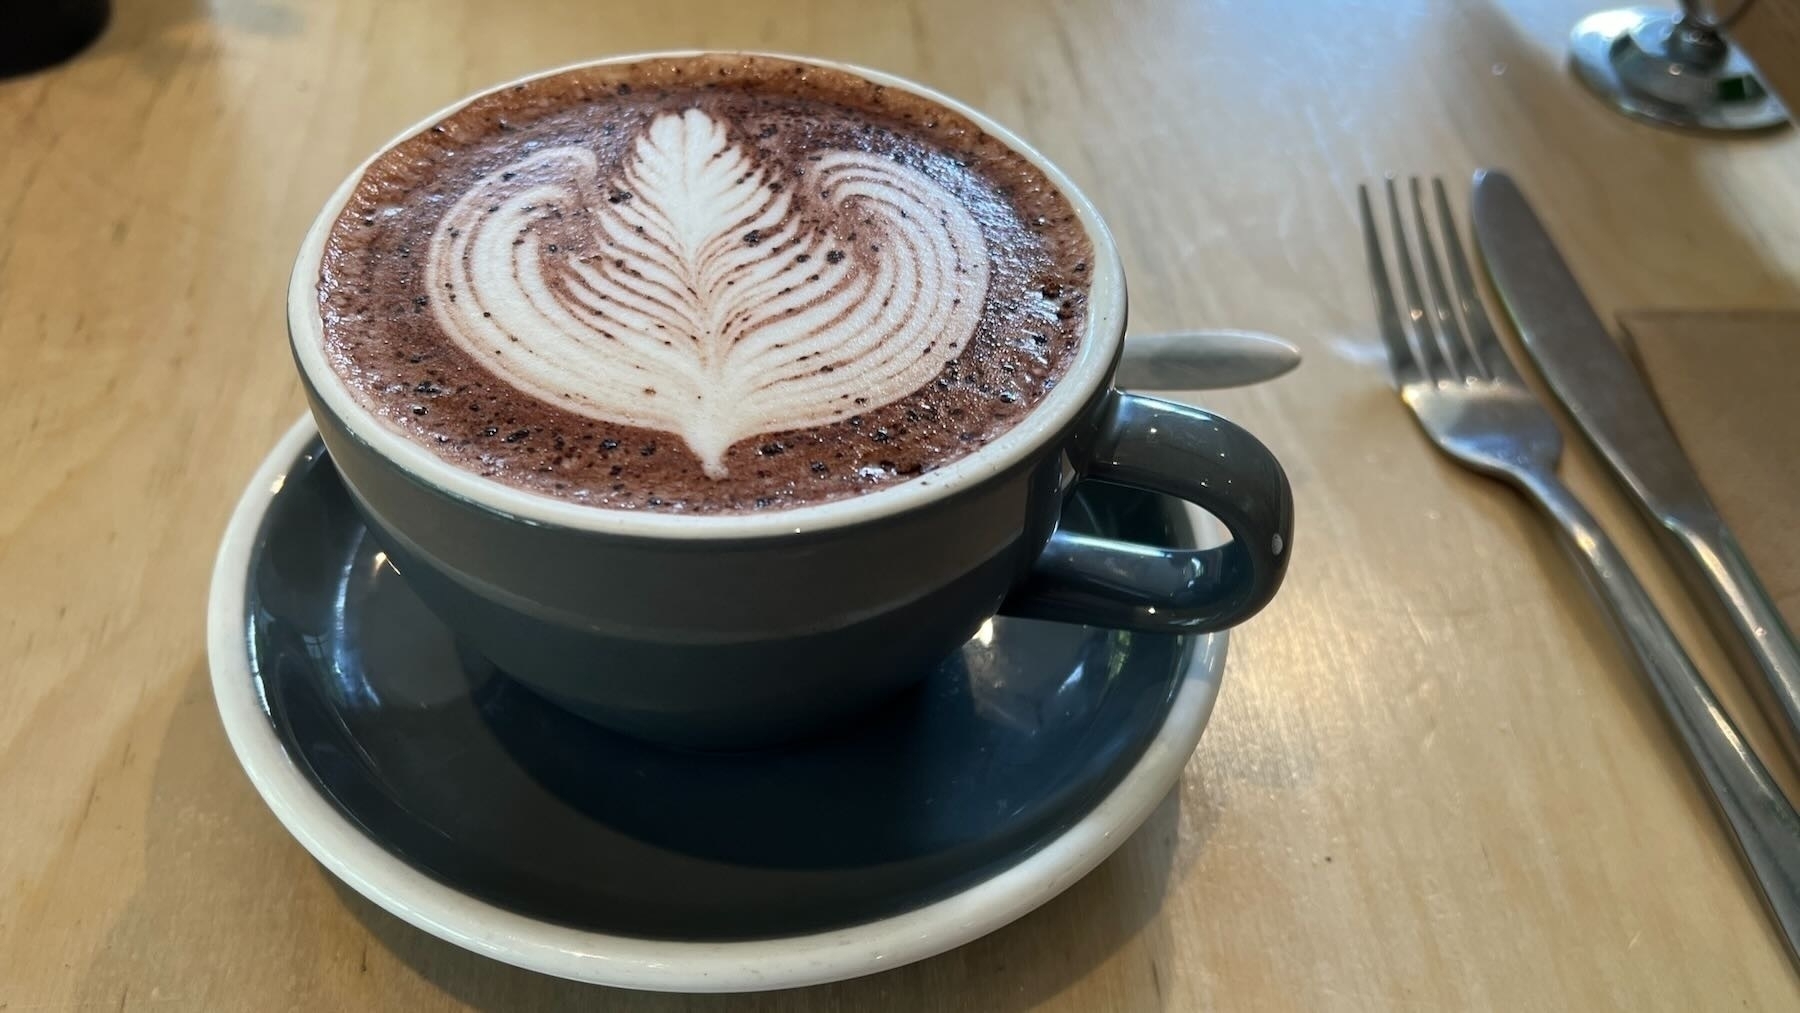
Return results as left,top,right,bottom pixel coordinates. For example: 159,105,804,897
1516,470,1800,966
1663,519,1800,772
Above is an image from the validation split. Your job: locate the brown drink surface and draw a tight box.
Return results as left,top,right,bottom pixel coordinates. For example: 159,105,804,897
316,54,1092,513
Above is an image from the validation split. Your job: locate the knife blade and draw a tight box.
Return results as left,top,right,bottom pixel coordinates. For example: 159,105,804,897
1115,329,1301,391
1472,168,1800,767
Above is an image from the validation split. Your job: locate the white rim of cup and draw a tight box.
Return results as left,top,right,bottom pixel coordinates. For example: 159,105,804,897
287,51,1128,540
208,415,1226,993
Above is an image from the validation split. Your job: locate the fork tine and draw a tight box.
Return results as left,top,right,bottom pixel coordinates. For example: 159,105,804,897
1358,183,1419,387
1409,177,1484,382
1384,177,1447,382
1433,178,1518,381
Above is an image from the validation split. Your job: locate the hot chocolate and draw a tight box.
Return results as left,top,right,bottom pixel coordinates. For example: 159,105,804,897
314,54,1092,513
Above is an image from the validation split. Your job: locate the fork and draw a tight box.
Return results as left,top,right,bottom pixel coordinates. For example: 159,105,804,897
1361,176,1800,965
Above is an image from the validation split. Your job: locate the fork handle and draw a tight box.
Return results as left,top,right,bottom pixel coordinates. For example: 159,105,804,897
1517,470,1800,967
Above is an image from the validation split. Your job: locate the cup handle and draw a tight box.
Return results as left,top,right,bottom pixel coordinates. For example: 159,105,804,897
999,390,1293,633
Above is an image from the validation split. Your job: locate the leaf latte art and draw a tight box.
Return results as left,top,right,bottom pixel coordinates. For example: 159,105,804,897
427,109,991,478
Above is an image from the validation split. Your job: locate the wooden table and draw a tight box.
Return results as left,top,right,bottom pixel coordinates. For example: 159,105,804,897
4,0,1798,1008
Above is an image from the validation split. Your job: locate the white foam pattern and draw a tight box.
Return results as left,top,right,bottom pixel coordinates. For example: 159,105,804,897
427,109,990,476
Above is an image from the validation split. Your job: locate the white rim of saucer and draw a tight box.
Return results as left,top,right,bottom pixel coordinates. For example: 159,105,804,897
207,415,1227,994
286,51,1129,541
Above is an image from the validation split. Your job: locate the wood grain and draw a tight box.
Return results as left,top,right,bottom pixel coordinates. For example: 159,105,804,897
4,0,1800,1008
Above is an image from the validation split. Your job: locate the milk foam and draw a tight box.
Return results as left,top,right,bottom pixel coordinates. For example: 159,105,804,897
426,109,990,477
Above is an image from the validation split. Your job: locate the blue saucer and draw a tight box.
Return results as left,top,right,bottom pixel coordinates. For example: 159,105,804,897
214,420,1225,979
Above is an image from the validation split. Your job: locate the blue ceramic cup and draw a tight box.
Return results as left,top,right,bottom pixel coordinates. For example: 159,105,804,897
288,53,1293,748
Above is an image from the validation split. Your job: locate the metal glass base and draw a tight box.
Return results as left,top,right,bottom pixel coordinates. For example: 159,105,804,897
1570,6,1788,132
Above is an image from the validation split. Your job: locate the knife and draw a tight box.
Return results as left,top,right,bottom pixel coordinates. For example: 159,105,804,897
1472,169,1800,768
1116,329,1301,391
